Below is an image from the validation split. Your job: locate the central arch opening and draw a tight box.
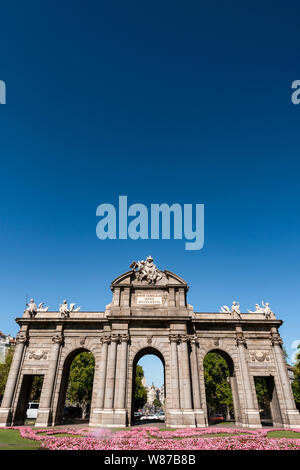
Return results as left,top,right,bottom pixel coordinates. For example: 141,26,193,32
203,349,239,426
131,347,165,426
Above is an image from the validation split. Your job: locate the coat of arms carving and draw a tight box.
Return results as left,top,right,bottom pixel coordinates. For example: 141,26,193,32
28,349,48,360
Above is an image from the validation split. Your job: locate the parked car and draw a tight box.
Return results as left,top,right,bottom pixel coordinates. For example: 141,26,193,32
140,415,148,421
208,414,224,423
147,414,158,420
134,412,142,421
158,413,165,421
26,402,39,419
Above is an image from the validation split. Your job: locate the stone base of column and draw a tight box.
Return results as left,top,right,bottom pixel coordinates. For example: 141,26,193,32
168,409,183,427
88,409,103,426
35,408,52,427
182,409,196,427
0,408,13,427
168,409,197,427
240,410,262,428
90,409,127,427
99,409,115,427
194,409,206,427
282,409,300,428
113,409,127,426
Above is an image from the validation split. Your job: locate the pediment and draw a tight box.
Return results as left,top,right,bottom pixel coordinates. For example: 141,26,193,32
111,270,134,286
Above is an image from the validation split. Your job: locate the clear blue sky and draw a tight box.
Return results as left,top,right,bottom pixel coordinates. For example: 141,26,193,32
1,2,300,385
138,355,164,388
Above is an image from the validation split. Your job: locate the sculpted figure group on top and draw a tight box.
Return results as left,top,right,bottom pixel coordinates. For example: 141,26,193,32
130,255,163,284
220,300,274,319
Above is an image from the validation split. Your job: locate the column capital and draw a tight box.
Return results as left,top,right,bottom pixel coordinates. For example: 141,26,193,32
100,334,111,344
236,331,247,347
120,334,130,343
169,334,180,343
189,334,199,345
110,334,120,343
179,334,189,343
270,333,283,346
16,333,28,345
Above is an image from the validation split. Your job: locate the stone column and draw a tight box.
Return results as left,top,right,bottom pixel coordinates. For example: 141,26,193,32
115,334,129,409
235,327,261,428
89,335,110,426
197,349,209,426
102,334,118,425
0,331,28,426
190,335,205,427
169,335,180,410
271,329,300,428
35,332,64,427
114,334,129,426
230,374,242,426
98,336,110,409
168,334,182,428
178,335,195,426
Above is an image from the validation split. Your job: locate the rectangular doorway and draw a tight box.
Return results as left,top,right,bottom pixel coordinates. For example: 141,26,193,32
254,376,282,427
14,374,44,425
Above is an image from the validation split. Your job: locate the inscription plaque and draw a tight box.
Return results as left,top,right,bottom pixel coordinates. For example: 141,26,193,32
136,295,162,305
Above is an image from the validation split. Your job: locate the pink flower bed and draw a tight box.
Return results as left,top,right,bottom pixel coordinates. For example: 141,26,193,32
1,426,300,450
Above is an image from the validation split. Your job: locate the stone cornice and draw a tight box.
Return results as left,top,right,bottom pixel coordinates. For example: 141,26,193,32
191,318,283,326
16,316,283,329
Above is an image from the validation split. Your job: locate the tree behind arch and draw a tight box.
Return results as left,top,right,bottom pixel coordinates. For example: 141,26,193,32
203,352,233,416
134,364,147,411
292,343,300,409
66,351,95,417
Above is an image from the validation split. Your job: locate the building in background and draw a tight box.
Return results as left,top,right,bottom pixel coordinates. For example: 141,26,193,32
0,332,16,364
141,378,165,408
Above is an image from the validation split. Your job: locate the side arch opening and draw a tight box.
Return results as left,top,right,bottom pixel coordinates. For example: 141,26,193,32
55,348,95,425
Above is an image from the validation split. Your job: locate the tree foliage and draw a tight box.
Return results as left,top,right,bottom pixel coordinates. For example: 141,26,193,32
29,376,44,402
66,351,95,415
153,398,162,409
254,377,270,414
203,352,233,415
0,347,14,404
292,343,300,409
134,364,147,411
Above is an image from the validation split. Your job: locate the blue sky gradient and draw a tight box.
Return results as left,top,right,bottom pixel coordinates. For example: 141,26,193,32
1,1,300,384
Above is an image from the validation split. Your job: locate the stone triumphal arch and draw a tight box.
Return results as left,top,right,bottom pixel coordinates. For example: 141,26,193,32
1,256,300,428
